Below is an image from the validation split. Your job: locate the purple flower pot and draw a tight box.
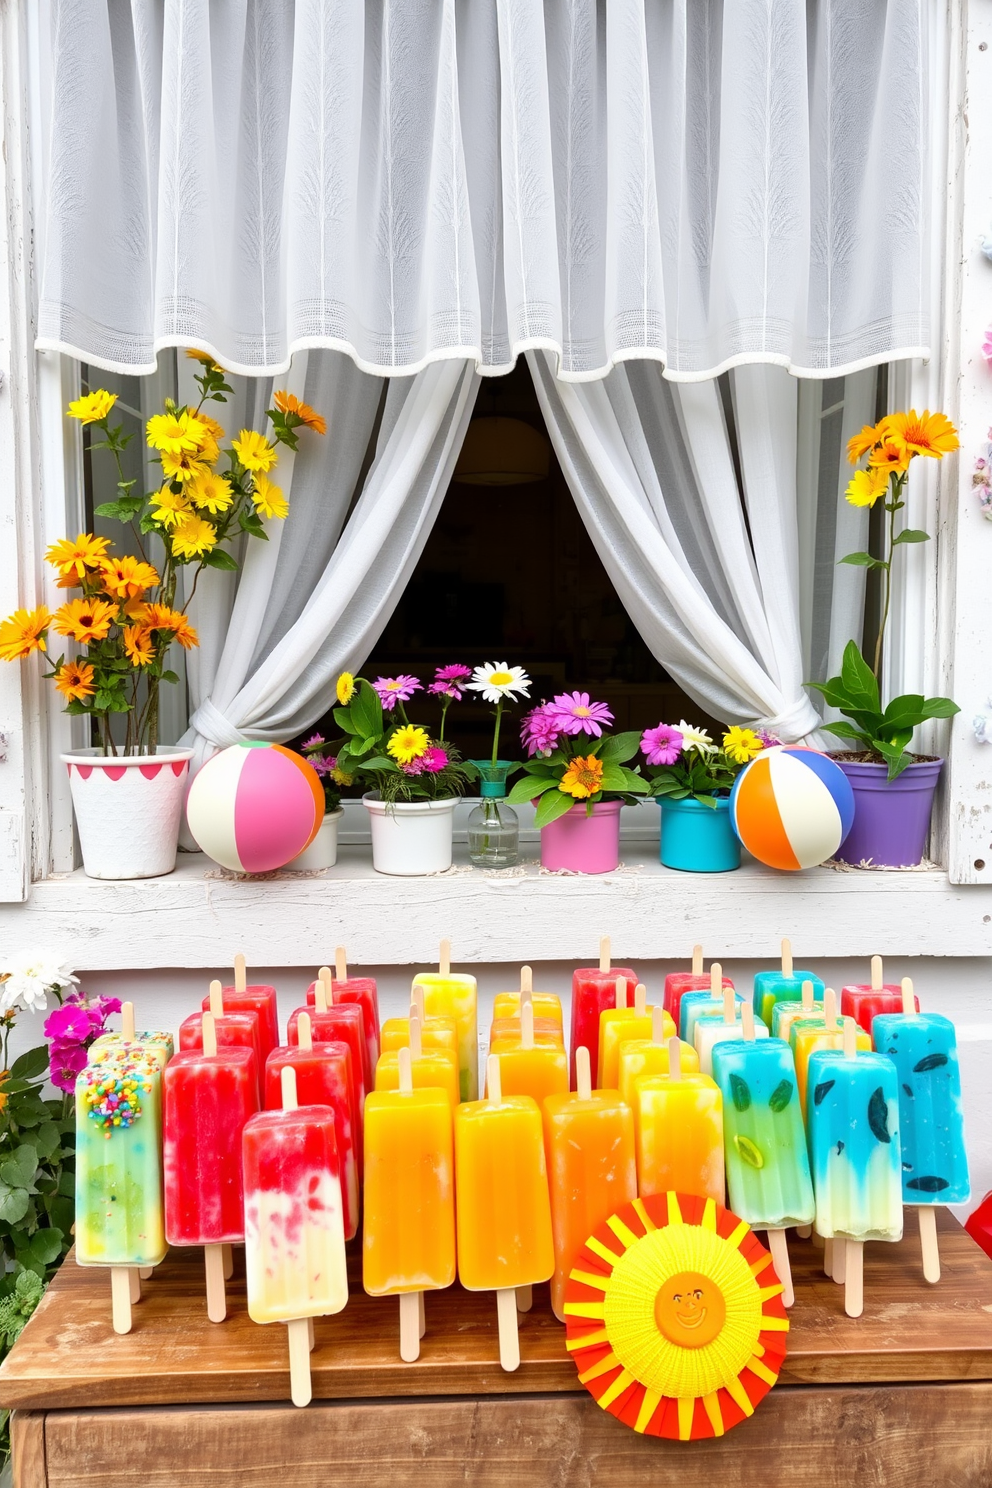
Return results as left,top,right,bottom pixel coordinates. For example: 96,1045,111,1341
833,757,943,868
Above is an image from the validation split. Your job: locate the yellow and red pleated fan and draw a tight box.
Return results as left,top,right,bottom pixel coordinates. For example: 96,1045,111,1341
563,1192,788,1441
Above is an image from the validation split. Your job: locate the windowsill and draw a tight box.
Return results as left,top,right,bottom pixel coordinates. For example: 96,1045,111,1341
3,840,990,968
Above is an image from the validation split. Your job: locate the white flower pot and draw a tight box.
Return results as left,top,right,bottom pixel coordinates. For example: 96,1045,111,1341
287,809,343,870
363,793,457,876
63,748,194,880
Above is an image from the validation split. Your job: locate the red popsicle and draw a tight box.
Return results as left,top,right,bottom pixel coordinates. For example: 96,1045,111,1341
306,948,380,1067
569,937,636,1088
663,943,734,1028
265,1013,360,1240
180,982,263,1099
200,954,280,1059
841,954,920,1037
163,1012,258,1322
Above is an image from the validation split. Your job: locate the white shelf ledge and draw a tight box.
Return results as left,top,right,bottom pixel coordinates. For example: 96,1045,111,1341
2,844,990,968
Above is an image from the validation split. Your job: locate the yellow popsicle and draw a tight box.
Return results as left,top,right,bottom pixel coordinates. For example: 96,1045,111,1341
380,1014,458,1056
634,1039,724,1203
597,982,676,1088
413,945,478,1101
490,1015,564,1045
617,1017,699,1108
488,1004,568,1106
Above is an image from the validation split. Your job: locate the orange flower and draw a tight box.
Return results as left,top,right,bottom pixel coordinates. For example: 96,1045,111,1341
55,659,96,701
122,625,155,667
186,349,224,370
194,411,225,442
879,409,959,462
145,604,199,649
45,533,111,581
0,606,51,662
558,754,605,800
52,597,117,644
98,556,160,599
846,423,881,465
868,436,911,475
273,390,327,435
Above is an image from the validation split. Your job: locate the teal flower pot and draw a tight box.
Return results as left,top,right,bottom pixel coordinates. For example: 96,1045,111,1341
659,796,740,872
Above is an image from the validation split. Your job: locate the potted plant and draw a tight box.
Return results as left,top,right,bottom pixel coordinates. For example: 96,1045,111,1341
331,671,474,875
0,355,326,879
640,722,767,871
507,693,649,873
463,661,531,868
809,409,960,867
288,734,347,869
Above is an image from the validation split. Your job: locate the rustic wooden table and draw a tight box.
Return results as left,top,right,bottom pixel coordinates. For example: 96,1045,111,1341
3,1211,992,1487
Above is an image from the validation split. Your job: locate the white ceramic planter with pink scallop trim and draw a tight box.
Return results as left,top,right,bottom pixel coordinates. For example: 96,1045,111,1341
62,748,194,879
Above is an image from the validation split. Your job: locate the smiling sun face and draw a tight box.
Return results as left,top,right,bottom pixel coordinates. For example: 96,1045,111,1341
655,1271,726,1348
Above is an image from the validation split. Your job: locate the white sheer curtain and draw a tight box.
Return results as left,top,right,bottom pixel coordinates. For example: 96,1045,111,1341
179,352,478,775
528,352,823,740
36,0,930,383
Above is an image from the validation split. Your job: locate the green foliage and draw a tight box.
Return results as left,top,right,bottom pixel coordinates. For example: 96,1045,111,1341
643,746,740,807
506,728,649,828
331,678,475,803
808,641,959,780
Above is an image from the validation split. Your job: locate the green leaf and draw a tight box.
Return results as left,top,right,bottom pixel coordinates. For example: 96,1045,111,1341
161,669,179,685
0,1147,38,1190
507,775,560,804
617,767,650,793
839,552,885,568
534,789,578,829
598,766,633,793
870,737,915,782
840,642,880,713
820,721,868,742
333,707,360,735
349,680,383,742
0,1187,30,1225
921,696,961,720
23,1228,63,1267
56,1170,76,1200
9,1048,48,1082
201,547,241,570
892,529,930,546
597,731,642,766
361,756,399,772
31,1124,61,1161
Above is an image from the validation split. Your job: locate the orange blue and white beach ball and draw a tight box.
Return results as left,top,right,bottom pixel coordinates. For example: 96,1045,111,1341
729,747,854,871
185,742,324,873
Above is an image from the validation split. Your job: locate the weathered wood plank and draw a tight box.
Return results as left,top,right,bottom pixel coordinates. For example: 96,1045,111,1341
10,1411,46,1488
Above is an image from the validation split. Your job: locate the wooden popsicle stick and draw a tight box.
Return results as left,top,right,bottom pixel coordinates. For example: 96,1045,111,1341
692,944,703,976
722,984,736,1025
222,1245,233,1280
614,975,627,1011
335,946,348,983
287,1317,312,1406
281,1065,299,1111
208,980,224,1019
667,1036,682,1081
871,955,883,991
781,938,793,978
823,1238,834,1278
741,1004,756,1042
234,954,247,994
204,1243,227,1323
599,937,610,974
308,1317,315,1352
832,1237,847,1285
516,1285,533,1313
318,966,334,1009
520,965,533,997
823,987,838,1031
487,1054,502,1106
845,1241,864,1317
439,938,451,977
496,1286,521,1372
298,1011,313,1053
521,1002,535,1051
651,1007,665,1046
399,1291,421,1362
128,1267,141,1305
418,1290,426,1339
575,1046,592,1099
110,1267,132,1334
796,1225,812,1240
139,1267,153,1280
801,980,814,1012
202,1011,218,1057
121,1002,136,1042
710,962,722,998
918,1205,940,1282
411,983,426,1021
842,1016,857,1059
397,1045,414,1093
901,977,915,1015
408,1013,423,1061
634,983,646,1018
766,1228,794,1307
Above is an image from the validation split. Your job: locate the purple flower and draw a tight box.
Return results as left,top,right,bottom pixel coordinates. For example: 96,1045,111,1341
421,746,448,773
641,724,684,766
310,754,336,777
400,759,425,776
521,704,562,757
373,675,423,711
434,664,472,684
44,1004,94,1044
49,1043,88,1093
302,733,325,750
90,995,122,1019
547,691,614,737
755,729,781,748
428,681,464,701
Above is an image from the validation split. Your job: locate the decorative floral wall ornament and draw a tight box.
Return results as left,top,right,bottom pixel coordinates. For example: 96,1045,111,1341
973,430,992,521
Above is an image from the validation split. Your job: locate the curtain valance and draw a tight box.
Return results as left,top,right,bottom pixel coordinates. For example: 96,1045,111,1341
38,0,930,382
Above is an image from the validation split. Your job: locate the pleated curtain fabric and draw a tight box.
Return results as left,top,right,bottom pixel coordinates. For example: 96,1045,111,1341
37,0,931,383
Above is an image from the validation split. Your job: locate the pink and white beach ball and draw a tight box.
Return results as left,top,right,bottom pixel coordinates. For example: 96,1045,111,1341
186,742,324,873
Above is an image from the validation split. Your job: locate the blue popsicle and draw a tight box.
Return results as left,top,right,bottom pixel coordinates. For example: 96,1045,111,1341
753,939,825,1026
806,1049,903,1242
872,1009,969,1205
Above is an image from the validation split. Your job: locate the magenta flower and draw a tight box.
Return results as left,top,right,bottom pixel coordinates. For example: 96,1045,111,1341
421,746,449,773
90,994,122,1019
547,691,614,737
641,724,684,766
310,755,335,777
521,703,562,757
755,729,781,748
44,1004,95,1044
984,325,992,363
302,733,325,750
435,664,472,684
400,759,425,776
428,681,464,700
373,675,423,710
49,1042,88,1093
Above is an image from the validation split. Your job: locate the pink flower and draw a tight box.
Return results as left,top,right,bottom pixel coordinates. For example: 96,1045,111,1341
641,724,683,766
373,675,422,710
435,664,472,683
49,1043,88,1093
302,733,325,750
521,704,562,757
984,326,992,363
755,729,781,748
428,681,463,700
44,1003,97,1043
421,746,448,773
547,691,614,737
310,754,336,777
400,759,425,776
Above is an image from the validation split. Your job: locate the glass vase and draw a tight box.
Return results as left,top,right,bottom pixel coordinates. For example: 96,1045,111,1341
467,760,520,868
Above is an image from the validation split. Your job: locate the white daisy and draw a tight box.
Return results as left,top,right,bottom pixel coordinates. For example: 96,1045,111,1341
677,721,716,754
467,663,532,705
0,950,77,1013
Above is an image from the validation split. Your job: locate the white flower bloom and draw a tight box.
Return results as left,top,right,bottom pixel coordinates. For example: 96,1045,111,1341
676,721,716,755
0,951,77,1014
467,662,532,705
0,974,50,1014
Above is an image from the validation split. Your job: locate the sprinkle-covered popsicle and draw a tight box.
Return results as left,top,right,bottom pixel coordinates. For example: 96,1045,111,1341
753,939,825,1027
569,937,637,1090
412,940,479,1101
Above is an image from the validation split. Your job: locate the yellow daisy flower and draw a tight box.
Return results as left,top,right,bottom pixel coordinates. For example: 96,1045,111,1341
188,470,234,514
98,556,160,599
233,428,278,473
559,754,604,799
251,473,289,520
54,659,96,702
52,597,117,644
336,672,356,705
45,533,111,581
845,466,890,508
144,604,199,649
387,725,430,765
0,607,51,662
160,447,211,484
170,514,219,560
722,726,763,764
879,409,959,461
150,486,193,528
146,410,207,457
67,390,117,424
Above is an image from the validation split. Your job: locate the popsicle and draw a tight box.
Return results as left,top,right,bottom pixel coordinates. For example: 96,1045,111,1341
363,1045,456,1361
289,971,369,1103
663,944,733,1028
181,980,263,1097
493,965,564,1029
542,1046,637,1321
88,1000,173,1071
375,1007,460,1111
569,937,637,1089
753,939,825,1027
164,1012,258,1320
633,1038,725,1203
711,1007,814,1306
201,954,279,1061
598,980,675,1089
305,947,380,1069
679,962,745,1044
490,1015,563,1045
454,1055,554,1370
488,1002,568,1106
873,977,969,1283
792,988,871,1114
770,980,822,1041
412,939,479,1101
265,1012,361,1239
617,1007,699,1108
841,955,920,1036
694,982,769,1076
75,1044,166,1334
243,1065,349,1406
807,1018,903,1317
381,1007,458,1057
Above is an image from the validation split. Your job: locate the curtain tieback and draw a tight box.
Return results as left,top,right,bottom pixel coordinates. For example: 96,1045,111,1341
189,699,250,750
754,695,822,744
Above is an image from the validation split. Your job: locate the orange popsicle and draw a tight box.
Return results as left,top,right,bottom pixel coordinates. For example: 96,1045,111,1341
488,1004,568,1106
375,1010,460,1110
634,1037,725,1203
493,965,564,1029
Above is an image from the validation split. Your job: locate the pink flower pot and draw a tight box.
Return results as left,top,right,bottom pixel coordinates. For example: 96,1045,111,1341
540,800,622,874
